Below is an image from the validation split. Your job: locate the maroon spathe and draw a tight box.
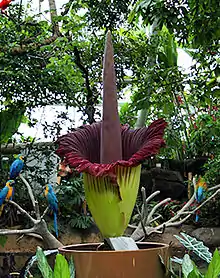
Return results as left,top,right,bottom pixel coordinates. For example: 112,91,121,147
55,118,167,179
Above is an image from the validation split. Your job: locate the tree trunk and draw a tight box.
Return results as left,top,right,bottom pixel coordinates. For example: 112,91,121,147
35,220,63,249
135,109,148,129
134,20,159,128
48,0,58,20
48,0,60,35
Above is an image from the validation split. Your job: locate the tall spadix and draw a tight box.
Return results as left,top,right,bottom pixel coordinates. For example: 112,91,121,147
100,31,122,164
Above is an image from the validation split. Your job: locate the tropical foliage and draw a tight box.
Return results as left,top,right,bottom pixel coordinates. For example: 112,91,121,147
0,0,219,264
0,0,218,161
170,233,220,278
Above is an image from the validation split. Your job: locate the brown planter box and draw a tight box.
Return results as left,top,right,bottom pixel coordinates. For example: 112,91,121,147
59,242,170,278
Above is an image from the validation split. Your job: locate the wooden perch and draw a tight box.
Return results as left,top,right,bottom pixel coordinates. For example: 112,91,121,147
0,227,36,235
131,184,220,241
9,200,36,224
0,174,63,249
19,174,41,220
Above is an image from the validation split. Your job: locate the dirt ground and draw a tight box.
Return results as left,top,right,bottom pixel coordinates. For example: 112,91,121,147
0,226,102,253
0,227,102,271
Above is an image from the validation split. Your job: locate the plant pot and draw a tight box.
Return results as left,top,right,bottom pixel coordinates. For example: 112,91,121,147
59,242,169,278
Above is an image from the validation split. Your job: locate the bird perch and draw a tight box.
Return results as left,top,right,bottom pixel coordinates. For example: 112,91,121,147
131,184,220,241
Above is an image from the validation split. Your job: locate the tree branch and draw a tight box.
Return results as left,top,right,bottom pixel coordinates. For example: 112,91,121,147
140,187,147,223
208,184,220,192
181,188,220,216
73,46,96,124
0,227,36,235
8,200,36,224
17,233,43,242
19,174,41,220
155,194,195,230
41,206,49,219
0,141,54,154
8,33,60,56
141,190,160,222
131,183,220,241
146,198,171,226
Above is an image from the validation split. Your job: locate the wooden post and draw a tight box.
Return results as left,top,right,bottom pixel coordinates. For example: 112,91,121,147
188,172,193,199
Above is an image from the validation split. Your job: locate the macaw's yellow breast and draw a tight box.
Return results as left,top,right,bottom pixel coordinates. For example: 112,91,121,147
196,177,207,191
44,187,49,197
6,186,13,200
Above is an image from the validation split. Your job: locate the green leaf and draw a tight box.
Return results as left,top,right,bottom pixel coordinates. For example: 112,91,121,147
188,269,203,278
69,257,75,278
182,254,194,277
36,246,53,278
205,249,220,278
0,105,26,143
180,254,203,278
174,233,212,263
0,235,7,247
54,254,71,278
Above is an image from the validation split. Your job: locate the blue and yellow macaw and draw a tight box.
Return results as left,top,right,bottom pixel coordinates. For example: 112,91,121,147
195,176,207,222
44,184,58,238
9,154,24,179
0,180,15,216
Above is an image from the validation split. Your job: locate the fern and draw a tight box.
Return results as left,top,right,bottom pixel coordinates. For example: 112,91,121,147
70,213,93,229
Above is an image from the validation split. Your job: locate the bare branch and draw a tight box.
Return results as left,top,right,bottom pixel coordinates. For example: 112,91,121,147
9,34,59,55
208,184,220,192
136,204,147,239
140,187,147,223
9,200,36,224
73,46,97,124
151,184,220,231
145,190,160,204
181,189,220,215
164,215,191,228
17,233,43,242
146,198,171,226
155,194,195,230
194,188,220,212
35,200,41,220
128,224,138,229
149,215,162,223
146,225,166,238
41,206,49,219
19,174,41,220
0,227,36,235
131,183,220,241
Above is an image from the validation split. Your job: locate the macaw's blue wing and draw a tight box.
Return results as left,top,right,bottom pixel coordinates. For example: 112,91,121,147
47,192,58,237
47,192,58,213
195,211,199,222
0,186,9,216
0,186,9,206
53,212,58,238
195,187,205,222
196,186,205,203
10,159,24,179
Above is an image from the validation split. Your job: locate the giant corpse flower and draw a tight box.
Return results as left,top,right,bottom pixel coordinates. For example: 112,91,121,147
56,31,167,237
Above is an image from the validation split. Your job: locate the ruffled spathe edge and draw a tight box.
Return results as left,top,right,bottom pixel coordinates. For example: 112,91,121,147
55,118,167,179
